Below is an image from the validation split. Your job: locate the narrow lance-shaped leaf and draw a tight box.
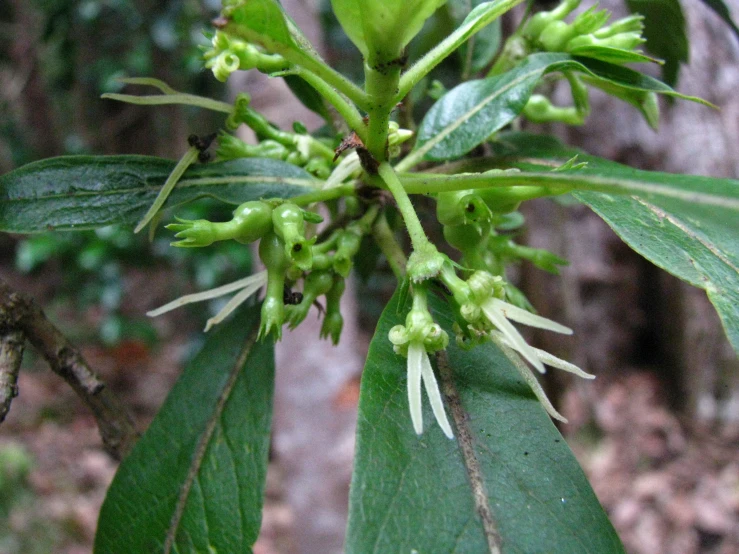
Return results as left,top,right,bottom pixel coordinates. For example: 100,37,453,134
0,156,318,233
414,52,709,161
94,306,275,554
346,289,623,553
481,132,739,354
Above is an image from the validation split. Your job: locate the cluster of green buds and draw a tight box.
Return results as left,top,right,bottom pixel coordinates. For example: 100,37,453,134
490,0,655,127
216,93,335,178
388,253,595,436
151,197,380,344
522,0,645,54
435,176,567,297
203,30,290,82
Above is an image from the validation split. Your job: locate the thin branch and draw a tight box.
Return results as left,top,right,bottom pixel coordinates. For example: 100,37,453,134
0,329,23,423
0,278,139,460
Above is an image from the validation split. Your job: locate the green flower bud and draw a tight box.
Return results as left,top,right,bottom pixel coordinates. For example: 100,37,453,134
467,270,502,303
594,14,644,38
333,230,362,277
285,270,335,328
320,276,345,345
523,0,581,40
571,6,610,35
523,94,585,125
258,231,290,340
166,201,273,247
539,20,577,52
443,222,490,253
423,323,448,352
436,190,492,226
272,203,315,271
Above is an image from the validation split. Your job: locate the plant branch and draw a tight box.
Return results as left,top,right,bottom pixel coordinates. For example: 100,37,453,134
295,69,367,141
0,278,138,460
377,162,434,253
372,212,407,280
0,329,23,423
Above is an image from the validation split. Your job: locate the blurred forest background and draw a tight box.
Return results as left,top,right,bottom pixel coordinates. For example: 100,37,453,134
0,1,738,553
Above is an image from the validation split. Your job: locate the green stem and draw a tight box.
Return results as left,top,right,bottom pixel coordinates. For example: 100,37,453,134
365,64,402,162
288,184,356,207
296,69,367,142
285,49,369,111
372,214,407,280
377,162,433,253
400,172,573,197
396,0,526,102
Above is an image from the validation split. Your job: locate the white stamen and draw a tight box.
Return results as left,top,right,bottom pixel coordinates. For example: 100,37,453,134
419,351,454,439
489,298,573,335
407,342,425,435
147,270,268,317
203,280,265,332
492,334,568,423
494,332,594,379
531,348,595,379
482,301,545,373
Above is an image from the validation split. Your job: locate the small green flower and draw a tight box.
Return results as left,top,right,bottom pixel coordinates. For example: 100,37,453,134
388,286,453,438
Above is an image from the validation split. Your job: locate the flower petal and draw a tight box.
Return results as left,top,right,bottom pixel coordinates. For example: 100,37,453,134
204,280,265,332
531,348,595,380
489,298,573,335
407,342,425,435
492,334,568,423
419,351,453,439
147,270,268,317
482,301,545,373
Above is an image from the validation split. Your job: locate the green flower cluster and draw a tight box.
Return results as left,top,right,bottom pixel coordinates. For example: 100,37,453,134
522,0,645,54
158,198,379,343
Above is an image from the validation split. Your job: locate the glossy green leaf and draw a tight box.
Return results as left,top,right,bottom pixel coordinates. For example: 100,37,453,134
415,52,707,161
330,0,445,63
346,289,623,552
0,156,317,233
94,306,274,554
491,133,739,354
626,0,688,86
700,0,739,41
448,0,502,75
223,0,295,52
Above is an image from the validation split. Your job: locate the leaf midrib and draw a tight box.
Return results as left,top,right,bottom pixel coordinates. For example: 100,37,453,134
163,327,259,554
2,175,317,203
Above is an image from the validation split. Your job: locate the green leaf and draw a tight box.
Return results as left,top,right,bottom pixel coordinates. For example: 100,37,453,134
625,0,688,86
567,45,661,66
347,289,623,552
414,52,708,161
699,0,739,42
330,0,445,63
448,0,502,75
490,133,739,354
94,306,274,554
283,74,333,123
223,0,295,52
0,156,317,233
